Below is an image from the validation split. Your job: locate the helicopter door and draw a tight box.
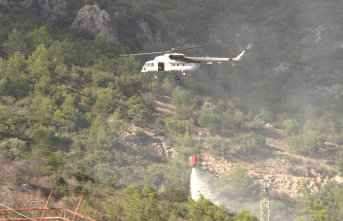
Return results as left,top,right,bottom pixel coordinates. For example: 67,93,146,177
158,62,164,71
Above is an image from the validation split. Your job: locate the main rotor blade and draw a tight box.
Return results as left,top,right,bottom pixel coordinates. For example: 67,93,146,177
122,51,170,56
175,41,231,52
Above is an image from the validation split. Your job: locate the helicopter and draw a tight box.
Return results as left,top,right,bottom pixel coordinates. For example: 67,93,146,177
122,41,248,80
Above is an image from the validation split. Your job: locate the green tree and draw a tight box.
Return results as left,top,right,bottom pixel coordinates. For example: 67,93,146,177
303,130,325,153
0,78,7,95
297,183,313,214
336,150,343,175
171,86,193,117
79,200,97,219
287,131,324,155
0,138,27,160
5,28,28,56
94,88,118,113
234,208,258,221
221,162,252,186
39,97,56,114
47,40,75,67
27,44,50,80
201,102,217,114
188,194,232,221
230,133,265,153
310,201,328,221
223,109,245,130
105,186,160,220
197,112,221,133
254,108,274,124
87,116,118,151
4,52,30,98
107,111,126,130
25,26,52,51
127,95,146,124
282,119,298,136
165,117,188,136
54,96,81,126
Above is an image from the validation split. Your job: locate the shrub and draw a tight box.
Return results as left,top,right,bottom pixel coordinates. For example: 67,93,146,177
50,174,67,186
197,112,221,133
230,133,265,153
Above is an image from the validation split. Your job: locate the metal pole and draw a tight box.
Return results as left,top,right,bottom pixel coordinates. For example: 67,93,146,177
260,184,270,221
40,188,54,219
72,193,85,221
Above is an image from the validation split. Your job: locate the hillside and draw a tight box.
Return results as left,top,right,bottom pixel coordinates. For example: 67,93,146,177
1,0,343,220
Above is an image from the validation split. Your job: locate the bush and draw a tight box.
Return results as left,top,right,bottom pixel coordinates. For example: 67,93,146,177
159,187,187,203
230,133,265,153
165,117,188,136
205,137,229,156
287,131,324,156
220,162,252,186
0,138,27,160
197,112,221,133
282,119,298,136
50,174,67,186
73,172,95,183
152,129,165,136
107,111,127,130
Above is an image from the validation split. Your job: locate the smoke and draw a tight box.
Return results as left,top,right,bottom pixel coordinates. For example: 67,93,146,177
190,168,304,220
190,168,260,214
246,42,253,50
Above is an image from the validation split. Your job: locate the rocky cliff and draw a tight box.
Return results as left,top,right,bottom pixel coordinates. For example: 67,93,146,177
20,0,67,22
135,19,165,49
71,5,118,42
16,1,168,49
71,5,168,49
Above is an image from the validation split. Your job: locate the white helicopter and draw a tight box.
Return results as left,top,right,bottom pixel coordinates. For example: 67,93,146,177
123,42,247,80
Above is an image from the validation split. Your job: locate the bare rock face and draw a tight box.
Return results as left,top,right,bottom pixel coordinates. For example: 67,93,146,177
21,0,67,22
136,20,164,49
114,10,168,50
0,0,8,5
71,5,118,42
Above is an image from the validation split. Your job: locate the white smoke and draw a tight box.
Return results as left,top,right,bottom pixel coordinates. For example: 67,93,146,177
246,42,254,50
190,168,304,220
190,168,260,214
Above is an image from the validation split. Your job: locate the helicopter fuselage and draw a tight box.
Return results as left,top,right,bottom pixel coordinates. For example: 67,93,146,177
141,53,200,74
141,51,245,74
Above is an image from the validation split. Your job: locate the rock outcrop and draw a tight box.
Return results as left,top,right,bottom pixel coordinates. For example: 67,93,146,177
201,152,335,198
114,10,168,50
21,0,67,22
19,1,168,48
136,20,164,49
0,0,8,5
71,5,118,42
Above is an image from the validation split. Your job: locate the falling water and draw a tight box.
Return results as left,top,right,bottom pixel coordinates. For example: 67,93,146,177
190,167,200,200
190,167,218,203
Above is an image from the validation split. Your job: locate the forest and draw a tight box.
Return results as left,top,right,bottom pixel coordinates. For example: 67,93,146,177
1,0,343,220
